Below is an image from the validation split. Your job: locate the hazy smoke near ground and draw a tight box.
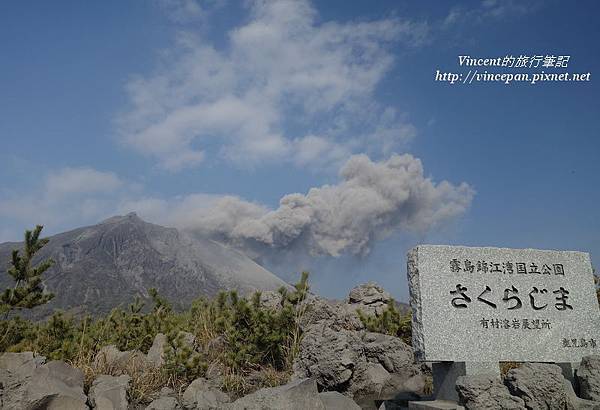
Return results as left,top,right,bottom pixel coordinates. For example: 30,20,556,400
155,154,474,257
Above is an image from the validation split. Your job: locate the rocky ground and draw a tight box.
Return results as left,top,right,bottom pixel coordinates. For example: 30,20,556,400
455,359,600,410
0,283,599,409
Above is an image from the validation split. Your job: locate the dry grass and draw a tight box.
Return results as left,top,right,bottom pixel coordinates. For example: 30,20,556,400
189,306,220,348
422,375,434,396
221,365,291,399
282,302,307,370
125,361,171,404
500,361,522,377
222,369,253,398
257,366,291,388
70,350,182,405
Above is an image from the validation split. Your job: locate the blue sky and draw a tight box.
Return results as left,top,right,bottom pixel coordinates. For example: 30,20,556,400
1,0,599,301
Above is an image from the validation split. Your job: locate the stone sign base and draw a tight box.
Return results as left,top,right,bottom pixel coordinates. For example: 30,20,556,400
408,400,465,410
427,360,581,405
557,361,580,393
432,361,500,402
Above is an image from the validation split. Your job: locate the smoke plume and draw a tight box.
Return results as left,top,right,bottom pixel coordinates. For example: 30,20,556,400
147,154,474,257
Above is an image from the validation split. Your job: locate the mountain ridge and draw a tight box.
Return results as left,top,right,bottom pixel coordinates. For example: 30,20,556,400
0,213,289,317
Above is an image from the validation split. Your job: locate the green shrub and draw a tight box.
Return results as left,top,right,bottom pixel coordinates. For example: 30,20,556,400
1,225,55,318
216,290,295,371
358,301,413,345
0,316,37,352
162,331,206,381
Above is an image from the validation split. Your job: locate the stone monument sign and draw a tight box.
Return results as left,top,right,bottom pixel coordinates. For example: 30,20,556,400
408,245,600,363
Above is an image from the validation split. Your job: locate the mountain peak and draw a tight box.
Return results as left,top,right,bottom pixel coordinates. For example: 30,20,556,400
99,212,142,225
0,215,289,317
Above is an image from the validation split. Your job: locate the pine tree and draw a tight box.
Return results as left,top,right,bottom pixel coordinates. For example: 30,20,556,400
1,225,55,317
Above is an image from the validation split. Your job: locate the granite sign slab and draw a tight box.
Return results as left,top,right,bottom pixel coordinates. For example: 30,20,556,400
408,245,600,362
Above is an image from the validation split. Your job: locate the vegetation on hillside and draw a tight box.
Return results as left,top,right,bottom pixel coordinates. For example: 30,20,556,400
0,228,315,402
0,276,310,402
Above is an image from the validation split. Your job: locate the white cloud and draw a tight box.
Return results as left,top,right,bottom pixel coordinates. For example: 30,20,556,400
479,0,541,19
117,0,428,171
159,0,203,22
443,0,543,28
291,134,353,170
0,228,16,244
156,0,226,24
44,167,123,201
0,167,128,240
